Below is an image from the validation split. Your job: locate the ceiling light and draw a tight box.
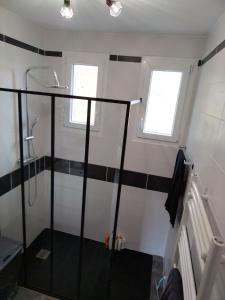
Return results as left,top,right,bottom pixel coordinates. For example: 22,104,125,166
106,0,123,17
60,0,74,19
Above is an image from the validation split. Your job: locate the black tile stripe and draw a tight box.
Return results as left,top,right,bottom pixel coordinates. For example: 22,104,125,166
0,174,11,196
109,55,118,61
45,50,63,57
4,35,39,54
38,49,45,56
45,156,171,192
147,175,171,193
0,33,62,57
110,54,142,63
0,156,171,196
198,38,225,67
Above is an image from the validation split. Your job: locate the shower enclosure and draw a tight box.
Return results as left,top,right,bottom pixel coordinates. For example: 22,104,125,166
0,87,145,300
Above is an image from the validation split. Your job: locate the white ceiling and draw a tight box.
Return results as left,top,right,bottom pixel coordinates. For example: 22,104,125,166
1,0,225,34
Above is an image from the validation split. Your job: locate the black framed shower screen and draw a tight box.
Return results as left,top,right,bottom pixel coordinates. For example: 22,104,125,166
0,87,140,300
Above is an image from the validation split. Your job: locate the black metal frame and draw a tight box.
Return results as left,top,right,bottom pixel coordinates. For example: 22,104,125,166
0,87,140,300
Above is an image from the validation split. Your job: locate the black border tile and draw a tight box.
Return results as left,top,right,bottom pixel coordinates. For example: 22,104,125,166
118,55,142,63
11,169,21,189
109,55,118,61
0,174,11,196
45,50,63,57
70,161,84,176
39,157,45,172
55,158,70,174
0,33,63,57
39,49,45,56
45,156,51,170
0,156,172,197
87,164,107,181
122,170,147,188
110,54,142,63
4,35,39,54
107,167,119,183
147,175,172,193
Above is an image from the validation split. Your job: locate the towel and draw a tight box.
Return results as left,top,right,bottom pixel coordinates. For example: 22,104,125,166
160,268,184,300
165,149,186,227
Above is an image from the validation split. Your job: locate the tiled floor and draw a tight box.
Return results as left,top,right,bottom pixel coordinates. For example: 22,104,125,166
14,256,163,300
13,287,58,300
20,228,153,300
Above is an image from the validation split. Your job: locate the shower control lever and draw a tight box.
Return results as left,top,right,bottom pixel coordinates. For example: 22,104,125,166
18,156,39,166
24,136,35,141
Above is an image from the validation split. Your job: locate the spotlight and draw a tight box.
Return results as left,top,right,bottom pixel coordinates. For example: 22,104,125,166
106,0,123,17
60,0,74,19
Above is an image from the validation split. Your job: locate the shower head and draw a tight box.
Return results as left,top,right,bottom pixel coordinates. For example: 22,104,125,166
26,67,68,90
46,70,68,89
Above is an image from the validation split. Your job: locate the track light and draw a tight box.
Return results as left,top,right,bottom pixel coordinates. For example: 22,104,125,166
106,0,123,17
60,0,74,19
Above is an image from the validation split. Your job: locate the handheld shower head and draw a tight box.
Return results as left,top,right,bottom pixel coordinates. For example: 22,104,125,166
30,118,39,135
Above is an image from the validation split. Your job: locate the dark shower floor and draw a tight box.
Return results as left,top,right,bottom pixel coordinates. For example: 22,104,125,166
19,229,152,300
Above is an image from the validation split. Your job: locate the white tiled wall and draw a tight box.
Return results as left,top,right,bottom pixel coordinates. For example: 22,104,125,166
187,10,225,240
162,9,225,298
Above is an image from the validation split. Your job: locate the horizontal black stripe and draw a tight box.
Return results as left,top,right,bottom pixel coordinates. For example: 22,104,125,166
0,33,62,57
198,39,225,67
0,174,11,196
5,35,39,54
0,156,172,196
45,50,63,57
110,54,142,63
45,156,172,192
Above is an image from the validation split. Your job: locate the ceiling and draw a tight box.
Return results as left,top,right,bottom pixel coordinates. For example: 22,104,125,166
1,0,225,34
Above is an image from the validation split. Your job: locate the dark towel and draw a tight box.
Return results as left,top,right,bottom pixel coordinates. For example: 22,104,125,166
165,150,186,227
160,268,184,300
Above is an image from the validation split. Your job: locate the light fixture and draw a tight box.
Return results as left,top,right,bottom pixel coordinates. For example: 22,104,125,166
60,0,74,19
106,0,123,17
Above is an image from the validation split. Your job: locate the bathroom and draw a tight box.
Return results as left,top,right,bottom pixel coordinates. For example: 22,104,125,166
0,0,225,299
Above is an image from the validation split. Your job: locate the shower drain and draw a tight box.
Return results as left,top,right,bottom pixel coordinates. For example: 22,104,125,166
36,249,51,260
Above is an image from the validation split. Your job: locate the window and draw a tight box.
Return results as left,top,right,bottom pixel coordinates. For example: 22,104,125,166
64,52,107,131
70,65,98,126
139,57,192,142
144,71,182,136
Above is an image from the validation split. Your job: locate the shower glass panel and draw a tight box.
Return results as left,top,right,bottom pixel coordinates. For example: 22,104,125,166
80,102,127,300
0,87,138,300
50,96,84,299
0,90,23,246
0,91,23,300
21,94,52,293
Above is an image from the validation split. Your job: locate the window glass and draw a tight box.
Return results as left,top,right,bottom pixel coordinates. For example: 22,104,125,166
143,70,182,136
70,65,98,126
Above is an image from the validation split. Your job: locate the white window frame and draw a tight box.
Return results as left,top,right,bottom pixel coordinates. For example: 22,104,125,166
64,52,108,131
138,57,192,143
